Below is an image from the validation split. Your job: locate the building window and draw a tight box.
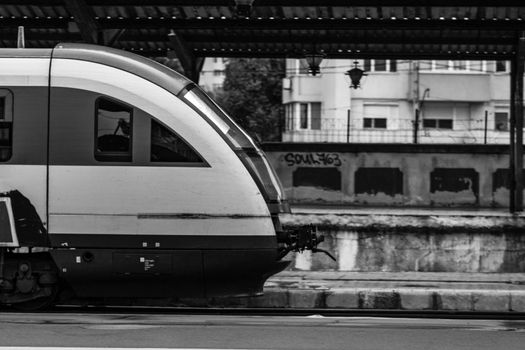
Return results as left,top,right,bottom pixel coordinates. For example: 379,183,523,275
363,118,387,129
390,60,397,72
496,61,508,72
431,60,486,72
374,60,387,71
432,60,450,71
285,102,322,130
422,103,468,130
150,120,203,163
363,59,396,72
423,119,453,129
213,70,224,76
495,112,509,131
300,103,308,129
297,102,322,130
452,60,467,71
310,102,321,130
0,90,13,162
284,104,294,131
363,104,397,129
95,97,132,162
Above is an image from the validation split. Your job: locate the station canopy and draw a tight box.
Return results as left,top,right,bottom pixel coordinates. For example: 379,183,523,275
0,1,524,61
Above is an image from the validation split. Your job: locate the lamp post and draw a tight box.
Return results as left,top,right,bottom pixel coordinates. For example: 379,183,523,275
345,61,367,89
304,53,325,76
344,61,367,143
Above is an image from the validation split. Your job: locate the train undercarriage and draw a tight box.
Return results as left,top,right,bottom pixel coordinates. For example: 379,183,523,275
0,250,59,310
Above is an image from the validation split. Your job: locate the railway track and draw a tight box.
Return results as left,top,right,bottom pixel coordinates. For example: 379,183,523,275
5,304,524,320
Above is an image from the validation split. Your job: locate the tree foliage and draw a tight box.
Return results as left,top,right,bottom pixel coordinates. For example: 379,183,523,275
216,58,284,142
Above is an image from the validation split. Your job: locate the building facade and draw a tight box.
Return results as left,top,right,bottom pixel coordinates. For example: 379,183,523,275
198,57,228,97
282,59,513,144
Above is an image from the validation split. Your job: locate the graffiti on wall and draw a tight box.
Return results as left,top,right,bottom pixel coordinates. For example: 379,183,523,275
283,153,342,167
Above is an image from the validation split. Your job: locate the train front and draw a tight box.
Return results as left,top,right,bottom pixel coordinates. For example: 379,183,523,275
180,85,331,292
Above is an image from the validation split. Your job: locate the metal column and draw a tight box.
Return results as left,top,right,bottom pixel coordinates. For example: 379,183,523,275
510,58,516,212
510,34,525,212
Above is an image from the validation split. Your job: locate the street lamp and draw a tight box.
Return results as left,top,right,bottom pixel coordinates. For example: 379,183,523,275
345,61,367,89
304,52,325,76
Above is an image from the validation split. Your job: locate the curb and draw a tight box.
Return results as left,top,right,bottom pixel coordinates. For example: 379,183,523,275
195,288,525,312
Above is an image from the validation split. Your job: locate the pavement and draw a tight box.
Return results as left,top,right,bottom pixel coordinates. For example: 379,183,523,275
229,206,525,313
174,271,525,312
190,270,525,312
253,271,525,312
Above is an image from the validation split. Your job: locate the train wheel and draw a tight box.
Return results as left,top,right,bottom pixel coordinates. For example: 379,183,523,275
11,286,58,311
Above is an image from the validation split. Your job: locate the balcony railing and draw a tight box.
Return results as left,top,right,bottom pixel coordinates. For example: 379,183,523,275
282,117,512,144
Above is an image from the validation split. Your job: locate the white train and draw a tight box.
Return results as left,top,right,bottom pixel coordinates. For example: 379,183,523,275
0,43,325,309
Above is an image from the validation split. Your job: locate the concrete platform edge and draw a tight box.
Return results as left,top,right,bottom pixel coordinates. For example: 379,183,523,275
196,288,525,313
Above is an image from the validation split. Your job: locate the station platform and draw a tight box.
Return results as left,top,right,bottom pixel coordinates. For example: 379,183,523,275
167,206,525,312
195,271,525,313
217,205,524,313
260,271,525,312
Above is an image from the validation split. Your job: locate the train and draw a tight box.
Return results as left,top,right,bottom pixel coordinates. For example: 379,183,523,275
0,43,328,310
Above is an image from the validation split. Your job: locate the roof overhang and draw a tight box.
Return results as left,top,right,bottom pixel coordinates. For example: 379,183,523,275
0,1,524,60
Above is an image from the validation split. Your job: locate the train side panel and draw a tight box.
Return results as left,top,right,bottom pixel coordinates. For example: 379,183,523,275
49,59,273,238
48,58,281,297
0,57,50,244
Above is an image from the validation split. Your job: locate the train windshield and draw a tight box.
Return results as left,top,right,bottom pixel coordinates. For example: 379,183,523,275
183,86,257,150
182,85,288,213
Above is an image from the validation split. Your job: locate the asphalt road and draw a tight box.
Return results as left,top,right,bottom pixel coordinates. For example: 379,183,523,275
0,312,524,349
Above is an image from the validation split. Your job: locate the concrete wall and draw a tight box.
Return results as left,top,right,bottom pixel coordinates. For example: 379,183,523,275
285,229,525,273
281,207,525,273
280,211,525,273
267,142,525,274
419,73,491,102
263,143,517,208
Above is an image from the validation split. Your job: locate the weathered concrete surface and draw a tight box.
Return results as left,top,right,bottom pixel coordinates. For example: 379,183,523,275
281,207,525,273
261,271,525,312
263,144,515,207
171,271,525,313
94,271,525,313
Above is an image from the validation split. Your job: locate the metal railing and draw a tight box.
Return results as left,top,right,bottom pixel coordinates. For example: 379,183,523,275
282,117,511,144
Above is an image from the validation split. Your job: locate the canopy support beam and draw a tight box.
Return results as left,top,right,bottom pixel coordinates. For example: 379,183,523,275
63,0,99,44
168,31,204,83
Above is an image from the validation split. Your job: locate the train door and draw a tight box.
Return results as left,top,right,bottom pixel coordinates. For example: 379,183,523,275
47,58,209,297
0,54,51,246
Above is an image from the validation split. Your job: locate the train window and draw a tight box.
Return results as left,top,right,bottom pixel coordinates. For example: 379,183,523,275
95,98,132,162
0,90,13,162
150,120,203,163
183,86,256,150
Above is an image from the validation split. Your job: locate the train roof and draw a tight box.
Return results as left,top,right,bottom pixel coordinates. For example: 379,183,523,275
0,48,53,58
0,43,193,96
